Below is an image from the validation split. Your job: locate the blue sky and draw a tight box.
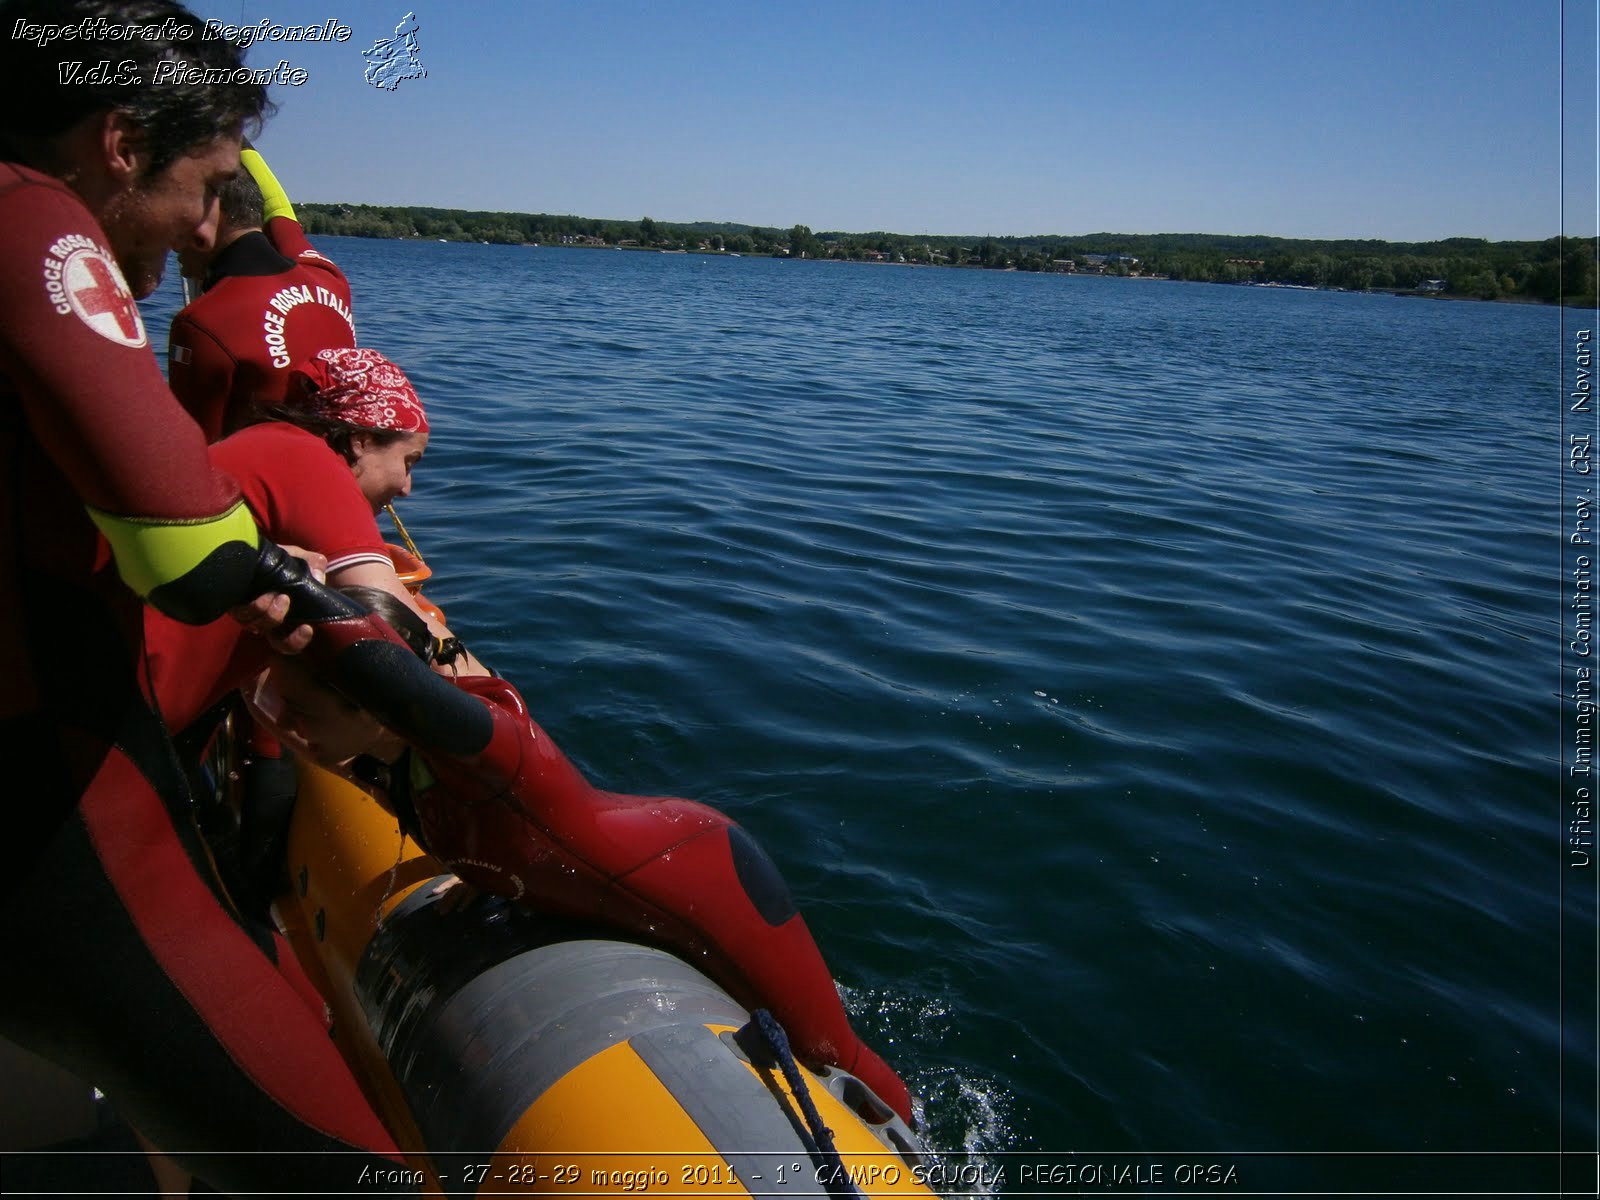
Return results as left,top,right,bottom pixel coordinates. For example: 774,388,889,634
186,0,1594,242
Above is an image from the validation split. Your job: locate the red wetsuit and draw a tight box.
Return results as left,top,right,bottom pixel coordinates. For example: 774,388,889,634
0,160,408,1194
403,675,915,1125
168,215,356,440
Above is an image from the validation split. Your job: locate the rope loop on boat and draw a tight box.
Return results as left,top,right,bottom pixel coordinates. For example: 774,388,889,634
749,1008,863,1200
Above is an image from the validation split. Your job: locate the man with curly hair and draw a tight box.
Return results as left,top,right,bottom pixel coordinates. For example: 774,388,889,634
0,2,415,1191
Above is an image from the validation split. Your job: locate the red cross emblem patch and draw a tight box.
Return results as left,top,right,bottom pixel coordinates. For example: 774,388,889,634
61,247,147,348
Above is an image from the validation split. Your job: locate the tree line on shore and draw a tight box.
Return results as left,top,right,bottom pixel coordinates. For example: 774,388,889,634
295,203,1598,305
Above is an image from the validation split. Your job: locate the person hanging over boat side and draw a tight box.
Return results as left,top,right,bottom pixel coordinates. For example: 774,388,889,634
265,347,476,654
0,3,419,1193
248,587,919,1127
273,347,432,515
148,346,460,734
169,142,357,440
192,346,452,920
147,348,487,911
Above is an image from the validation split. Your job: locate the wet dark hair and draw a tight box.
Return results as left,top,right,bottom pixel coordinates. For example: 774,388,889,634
338,586,434,664
0,0,273,175
340,585,469,671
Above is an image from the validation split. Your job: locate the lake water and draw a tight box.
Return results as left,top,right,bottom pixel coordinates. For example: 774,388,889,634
147,243,1581,1194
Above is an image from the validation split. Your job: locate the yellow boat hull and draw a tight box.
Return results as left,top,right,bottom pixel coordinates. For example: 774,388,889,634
275,759,931,1198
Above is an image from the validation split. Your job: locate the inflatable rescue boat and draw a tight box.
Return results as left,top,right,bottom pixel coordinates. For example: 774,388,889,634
230,544,933,1197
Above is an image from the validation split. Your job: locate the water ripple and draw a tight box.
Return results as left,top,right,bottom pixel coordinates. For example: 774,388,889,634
147,243,1563,1163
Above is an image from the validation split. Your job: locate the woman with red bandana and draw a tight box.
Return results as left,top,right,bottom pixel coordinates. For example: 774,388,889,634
243,346,480,664
266,347,433,515
146,348,483,918
148,347,470,730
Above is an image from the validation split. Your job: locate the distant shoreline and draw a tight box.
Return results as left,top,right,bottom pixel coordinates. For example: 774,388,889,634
317,234,1568,308
296,204,1596,307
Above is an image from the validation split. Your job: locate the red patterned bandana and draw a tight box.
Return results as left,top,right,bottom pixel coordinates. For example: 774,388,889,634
287,347,429,433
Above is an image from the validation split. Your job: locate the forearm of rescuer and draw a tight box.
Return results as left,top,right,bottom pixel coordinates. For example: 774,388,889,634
257,553,495,758
87,488,476,725
89,503,330,640
231,546,327,653
330,559,491,677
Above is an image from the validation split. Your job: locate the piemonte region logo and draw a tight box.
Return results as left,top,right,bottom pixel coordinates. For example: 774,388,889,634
363,11,426,91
